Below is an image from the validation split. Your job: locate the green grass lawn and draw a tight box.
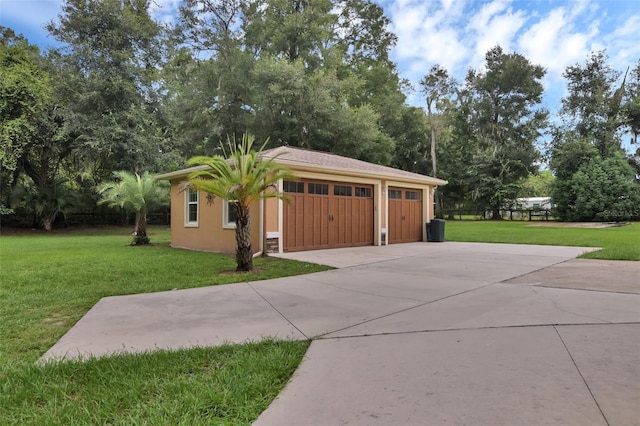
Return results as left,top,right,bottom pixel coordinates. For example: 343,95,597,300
444,220,640,261
0,226,329,425
2,222,636,424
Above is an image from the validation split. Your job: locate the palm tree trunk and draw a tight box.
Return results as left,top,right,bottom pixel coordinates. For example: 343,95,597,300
234,205,253,271
133,211,150,245
42,215,53,231
133,212,140,235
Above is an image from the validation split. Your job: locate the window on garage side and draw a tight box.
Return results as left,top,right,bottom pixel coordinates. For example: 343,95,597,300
405,190,421,200
388,189,402,199
223,200,237,228
355,187,372,198
308,183,329,195
185,189,198,227
283,180,304,193
334,185,352,196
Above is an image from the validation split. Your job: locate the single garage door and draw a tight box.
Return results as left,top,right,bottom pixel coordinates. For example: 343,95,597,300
283,180,374,252
388,187,423,243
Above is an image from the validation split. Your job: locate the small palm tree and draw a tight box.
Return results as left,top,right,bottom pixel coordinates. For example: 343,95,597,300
187,133,294,271
11,178,78,231
98,171,169,245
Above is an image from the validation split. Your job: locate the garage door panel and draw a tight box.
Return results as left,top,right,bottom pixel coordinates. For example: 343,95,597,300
352,200,361,243
284,193,304,250
412,200,422,240
332,195,351,247
283,180,373,252
389,187,423,244
303,195,329,250
354,198,373,245
317,196,329,247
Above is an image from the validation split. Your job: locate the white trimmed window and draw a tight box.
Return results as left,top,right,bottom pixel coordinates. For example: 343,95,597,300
223,200,238,229
185,189,199,227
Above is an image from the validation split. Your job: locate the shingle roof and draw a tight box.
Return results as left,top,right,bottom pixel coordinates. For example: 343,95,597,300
261,146,446,185
157,146,447,186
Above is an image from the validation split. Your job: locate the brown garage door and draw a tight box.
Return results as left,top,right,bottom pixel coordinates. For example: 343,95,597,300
283,180,374,252
388,187,423,243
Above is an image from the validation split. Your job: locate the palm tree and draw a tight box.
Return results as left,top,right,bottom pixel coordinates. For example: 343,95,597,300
98,171,169,245
11,178,78,231
187,133,294,271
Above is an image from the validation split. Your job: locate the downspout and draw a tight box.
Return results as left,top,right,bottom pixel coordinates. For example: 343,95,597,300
425,186,431,242
277,179,284,254
253,197,264,258
384,182,389,245
433,186,438,220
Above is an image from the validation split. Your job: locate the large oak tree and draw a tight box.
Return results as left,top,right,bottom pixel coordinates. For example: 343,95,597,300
461,46,548,219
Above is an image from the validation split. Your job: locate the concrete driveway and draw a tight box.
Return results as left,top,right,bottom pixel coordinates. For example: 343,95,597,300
41,242,640,425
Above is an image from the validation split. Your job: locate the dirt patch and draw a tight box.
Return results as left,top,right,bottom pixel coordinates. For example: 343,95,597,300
526,222,630,229
42,313,74,327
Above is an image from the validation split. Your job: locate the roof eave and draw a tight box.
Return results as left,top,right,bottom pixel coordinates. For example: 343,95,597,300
156,165,208,180
274,158,448,186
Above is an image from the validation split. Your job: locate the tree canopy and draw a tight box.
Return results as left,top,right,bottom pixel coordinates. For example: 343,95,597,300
2,1,638,228
168,0,402,164
550,52,640,221
0,27,54,206
425,46,548,219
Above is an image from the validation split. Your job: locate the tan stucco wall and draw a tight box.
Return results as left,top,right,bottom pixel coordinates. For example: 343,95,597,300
169,179,260,253
265,197,279,233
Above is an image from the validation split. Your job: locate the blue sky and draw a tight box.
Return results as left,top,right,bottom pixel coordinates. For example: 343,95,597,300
2,0,639,118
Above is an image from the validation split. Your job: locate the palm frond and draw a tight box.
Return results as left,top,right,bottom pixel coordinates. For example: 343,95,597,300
186,133,295,207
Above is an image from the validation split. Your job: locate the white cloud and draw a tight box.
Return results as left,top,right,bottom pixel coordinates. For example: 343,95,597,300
149,0,181,24
440,0,456,13
0,0,61,27
0,0,61,34
387,0,471,83
387,0,531,80
517,6,594,77
603,14,640,68
466,0,527,68
0,0,61,46
382,0,622,110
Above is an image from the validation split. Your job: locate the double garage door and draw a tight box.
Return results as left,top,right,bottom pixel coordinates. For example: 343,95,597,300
283,180,374,252
283,180,424,252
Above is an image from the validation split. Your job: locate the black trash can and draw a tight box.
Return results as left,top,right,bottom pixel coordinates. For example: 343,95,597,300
426,219,445,242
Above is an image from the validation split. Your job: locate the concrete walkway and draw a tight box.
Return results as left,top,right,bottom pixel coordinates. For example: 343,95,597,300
41,242,640,425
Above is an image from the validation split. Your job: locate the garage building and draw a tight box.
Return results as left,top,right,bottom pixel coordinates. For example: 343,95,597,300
158,147,447,254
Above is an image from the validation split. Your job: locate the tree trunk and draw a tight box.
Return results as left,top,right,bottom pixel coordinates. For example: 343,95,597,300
429,109,437,177
42,215,53,231
491,208,503,220
133,211,150,245
234,205,253,271
133,212,140,235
